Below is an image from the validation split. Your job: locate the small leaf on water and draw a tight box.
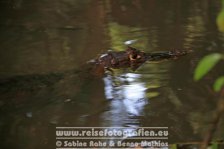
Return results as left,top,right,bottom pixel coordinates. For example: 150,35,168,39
194,53,222,81
216,0,224,32
217,10,224,32
170,144,177,149
214,76,224,92
211,143,218,149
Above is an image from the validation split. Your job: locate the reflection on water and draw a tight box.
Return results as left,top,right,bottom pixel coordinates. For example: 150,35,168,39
0,0,224,148
184,14,206,48
103,73,147,126
108,22,149,51
102,72,148,143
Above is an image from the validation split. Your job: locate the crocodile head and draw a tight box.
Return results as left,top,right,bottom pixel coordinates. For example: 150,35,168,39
96,46,147,71
126,46,147,70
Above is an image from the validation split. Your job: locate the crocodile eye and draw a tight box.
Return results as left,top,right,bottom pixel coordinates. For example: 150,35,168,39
129,54,137,60
132,54,137,59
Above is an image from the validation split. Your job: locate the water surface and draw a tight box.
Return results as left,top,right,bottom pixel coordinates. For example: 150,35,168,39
0,0,224,148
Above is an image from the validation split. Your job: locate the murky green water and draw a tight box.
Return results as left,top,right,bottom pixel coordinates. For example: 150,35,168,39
0,0,224,148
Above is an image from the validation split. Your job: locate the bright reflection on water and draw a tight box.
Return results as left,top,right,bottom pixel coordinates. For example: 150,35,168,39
103,73,148,139
103,73,147,120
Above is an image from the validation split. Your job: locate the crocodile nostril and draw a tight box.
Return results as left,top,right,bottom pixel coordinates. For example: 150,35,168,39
111,59,116,64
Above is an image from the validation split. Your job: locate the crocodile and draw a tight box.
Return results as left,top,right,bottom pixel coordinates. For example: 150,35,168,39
89,46,191,75
0,46,191,95
0,46,191,114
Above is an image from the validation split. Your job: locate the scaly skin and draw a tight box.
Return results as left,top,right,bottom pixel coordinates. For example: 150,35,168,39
93,47,191,71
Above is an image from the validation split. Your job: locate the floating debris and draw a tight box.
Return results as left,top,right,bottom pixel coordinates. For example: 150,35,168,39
26,112,32,118
64,99,71,102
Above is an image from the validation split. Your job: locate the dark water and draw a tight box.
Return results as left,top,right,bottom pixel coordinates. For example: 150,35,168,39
0,0,224,148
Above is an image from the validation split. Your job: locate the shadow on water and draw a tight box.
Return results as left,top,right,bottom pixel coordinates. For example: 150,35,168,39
0,0,224,148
